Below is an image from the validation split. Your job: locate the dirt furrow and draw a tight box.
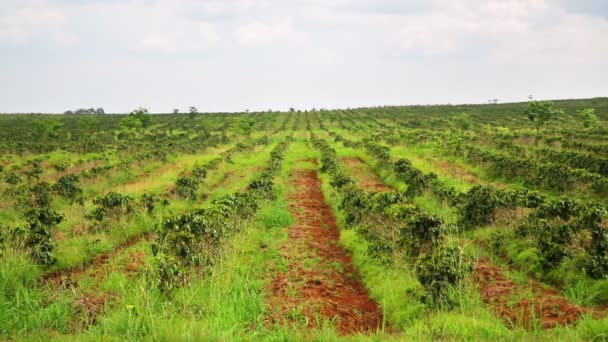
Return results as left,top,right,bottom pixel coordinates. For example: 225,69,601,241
474,258,591,329
266,168,383,334
340,157,392,193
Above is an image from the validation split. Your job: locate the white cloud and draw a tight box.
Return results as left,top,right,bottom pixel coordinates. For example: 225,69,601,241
0,0,607,112
0,0,75,44
235,17,301,47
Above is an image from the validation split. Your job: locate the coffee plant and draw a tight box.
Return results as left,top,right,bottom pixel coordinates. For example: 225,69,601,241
19,208,64,265
89,192,134,221
53,174,84,204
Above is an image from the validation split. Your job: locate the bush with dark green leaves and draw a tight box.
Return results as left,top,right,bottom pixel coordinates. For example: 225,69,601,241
21,208,64,265
173,176,199,200
415,243,472,307
53,174,84,204
4,172,22,185
89,192,134,221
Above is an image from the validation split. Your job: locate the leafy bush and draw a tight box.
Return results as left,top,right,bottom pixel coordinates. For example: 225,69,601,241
4,172,21,185
52,161,70,172
89,192,134,221
17,182,54,209
173,176,199,200
152,253,186,294
21,208,64,265
53,174,84,204
140,193,158,214
415,243,472,307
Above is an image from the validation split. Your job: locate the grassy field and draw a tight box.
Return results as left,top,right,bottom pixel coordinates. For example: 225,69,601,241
1,98,608,340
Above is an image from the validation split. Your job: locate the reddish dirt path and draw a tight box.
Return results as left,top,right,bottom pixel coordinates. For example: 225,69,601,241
266,168,383,334
340,157,392,193
474,259,590,329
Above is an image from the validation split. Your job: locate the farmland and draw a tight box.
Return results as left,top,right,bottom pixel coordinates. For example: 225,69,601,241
2,98,608,340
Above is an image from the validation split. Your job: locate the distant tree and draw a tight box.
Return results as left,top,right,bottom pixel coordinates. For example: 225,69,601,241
578,108,599,128
488,99,499,105
121,107,150,130
525,101,564,131
289,108,295,113
64,110,74,115
121,115,142,130
65,107,104,115
173,108,179,114
188,106,198,119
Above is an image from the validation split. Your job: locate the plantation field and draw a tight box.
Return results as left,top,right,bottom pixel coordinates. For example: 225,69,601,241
2,98,608,341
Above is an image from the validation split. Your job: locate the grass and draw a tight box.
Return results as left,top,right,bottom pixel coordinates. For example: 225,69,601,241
2,105,608,340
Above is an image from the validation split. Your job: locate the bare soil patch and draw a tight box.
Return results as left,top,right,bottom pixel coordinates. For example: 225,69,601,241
340,157,392,193
210,171,235,191
474,258,589,329
431,157,480,184
266,168,383,334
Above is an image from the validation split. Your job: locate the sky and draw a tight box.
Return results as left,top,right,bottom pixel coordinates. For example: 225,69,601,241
0,0,607,113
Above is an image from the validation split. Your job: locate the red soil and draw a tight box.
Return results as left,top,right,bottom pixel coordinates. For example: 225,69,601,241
210,171,235,191
266,168,383,334
474,259,589,329
73,291,116,328
340,157,393,193
434,158,480,184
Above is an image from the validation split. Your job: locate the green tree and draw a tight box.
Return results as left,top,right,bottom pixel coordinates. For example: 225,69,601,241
525,100,564,131
120,115,142,130
121,107,150,130
188,106,198,119
578,108,599,128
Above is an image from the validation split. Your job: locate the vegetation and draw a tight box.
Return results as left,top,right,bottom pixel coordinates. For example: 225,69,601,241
0,97,608,340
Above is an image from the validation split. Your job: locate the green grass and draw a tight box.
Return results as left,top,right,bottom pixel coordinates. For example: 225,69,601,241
2,102,608,340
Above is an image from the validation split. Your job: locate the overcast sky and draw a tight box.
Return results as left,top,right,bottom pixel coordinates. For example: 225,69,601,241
1,0,607,113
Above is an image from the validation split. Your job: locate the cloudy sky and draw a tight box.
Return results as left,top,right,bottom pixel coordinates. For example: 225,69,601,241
0,0,607,113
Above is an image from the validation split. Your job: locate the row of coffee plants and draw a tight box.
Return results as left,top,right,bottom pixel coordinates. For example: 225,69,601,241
460,144,608,195
335,133,608,282
503,199,608,279
172,138,267,200
312,135,471,307
561,140,608,156
0,139,261,267
330,132,542,229
489,135,608,178
151,138,292,293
